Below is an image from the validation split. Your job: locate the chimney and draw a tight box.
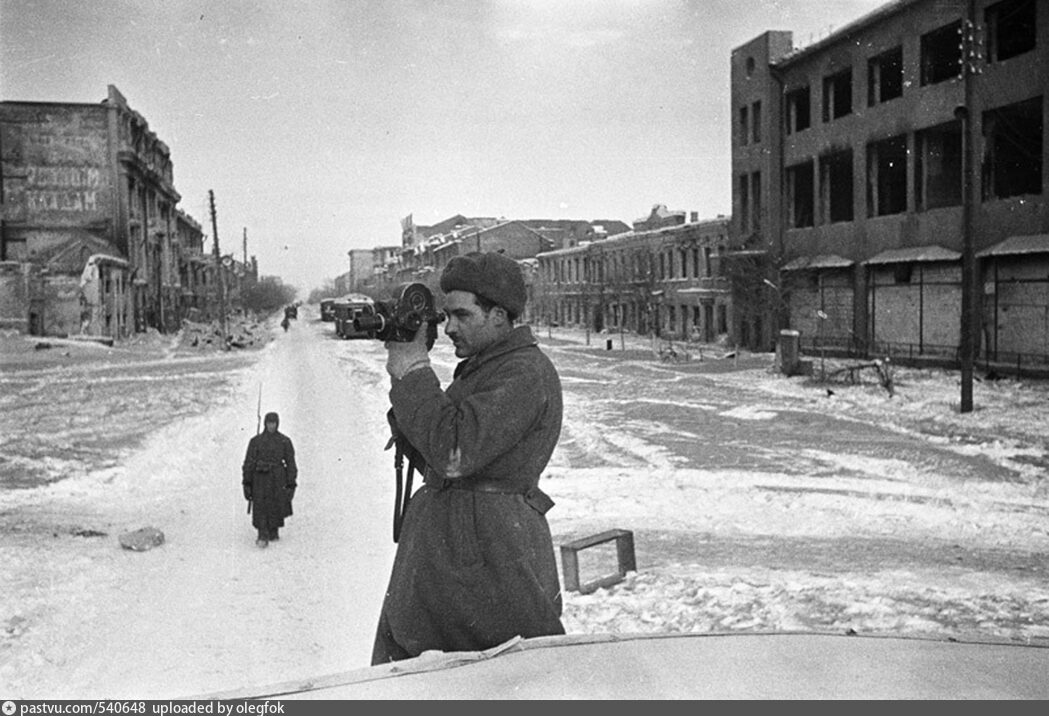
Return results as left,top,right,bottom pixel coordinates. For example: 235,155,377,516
690,211,699,223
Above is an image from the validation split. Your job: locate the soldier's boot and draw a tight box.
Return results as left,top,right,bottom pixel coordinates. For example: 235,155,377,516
269,528,279,541
256,529,268,548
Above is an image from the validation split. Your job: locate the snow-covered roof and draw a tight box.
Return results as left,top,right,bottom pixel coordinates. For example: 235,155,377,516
864,245,961,265
977,234,1049,258
782,254,854,271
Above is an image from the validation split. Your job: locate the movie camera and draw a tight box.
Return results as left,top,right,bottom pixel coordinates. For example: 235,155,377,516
353,282,444,349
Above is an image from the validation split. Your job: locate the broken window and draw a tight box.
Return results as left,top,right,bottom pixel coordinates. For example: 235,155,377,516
982,96,1043,200
751,171,762,232
868,46,903,106
787,161,815,228
786,85,811,134
822,69,852,122
739,174,750,234
820,149,854,223
986,0,1036,62
920,21,962,85
915,120,962,210
867,135,908,216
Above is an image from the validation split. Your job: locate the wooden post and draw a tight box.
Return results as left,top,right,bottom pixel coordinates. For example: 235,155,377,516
208,190,228,345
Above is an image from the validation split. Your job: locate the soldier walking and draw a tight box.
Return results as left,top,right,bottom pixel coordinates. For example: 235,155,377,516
241,411,298,547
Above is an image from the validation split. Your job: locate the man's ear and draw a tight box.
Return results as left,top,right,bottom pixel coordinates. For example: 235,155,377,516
490,306,509,326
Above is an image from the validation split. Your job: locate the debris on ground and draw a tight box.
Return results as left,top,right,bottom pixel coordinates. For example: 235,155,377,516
825,358,895,396
118,527,165,552
177,317,269,351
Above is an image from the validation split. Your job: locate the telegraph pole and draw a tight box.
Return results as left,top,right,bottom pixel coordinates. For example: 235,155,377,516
208,190,228,345
958,0,981,413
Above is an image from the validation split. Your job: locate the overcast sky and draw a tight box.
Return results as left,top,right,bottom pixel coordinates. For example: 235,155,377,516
1,0,887,293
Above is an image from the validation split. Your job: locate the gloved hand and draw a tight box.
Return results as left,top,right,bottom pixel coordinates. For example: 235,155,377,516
243,484,252,501
385,326,431,380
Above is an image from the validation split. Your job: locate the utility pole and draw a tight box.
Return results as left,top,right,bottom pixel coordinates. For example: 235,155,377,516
208,190,228,345
957,0,981,413
243,227,248,266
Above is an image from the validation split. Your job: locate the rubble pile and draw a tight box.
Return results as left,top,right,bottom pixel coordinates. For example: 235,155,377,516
177,317,270,351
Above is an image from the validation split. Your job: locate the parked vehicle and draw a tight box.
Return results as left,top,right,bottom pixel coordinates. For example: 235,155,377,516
332,294,375,339
319,298,336,322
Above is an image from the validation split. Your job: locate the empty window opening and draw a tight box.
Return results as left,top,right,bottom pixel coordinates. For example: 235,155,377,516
820,149,854,223
751,171,762,232
868,46,903,105
740,105,749,146
752,101,762,143
982,96,1043,200
915,120,962,210
867,135,908,216
986,0,1036,62
787,161,815,228
739,174,750,234
823,69,853,121
786,85,811,134
921,21,962,85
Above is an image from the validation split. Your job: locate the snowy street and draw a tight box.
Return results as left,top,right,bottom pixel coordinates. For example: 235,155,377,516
1,306,1048,698
1,310,397,697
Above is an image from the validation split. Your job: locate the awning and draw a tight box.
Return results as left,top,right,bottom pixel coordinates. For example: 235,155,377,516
864,245,961,265
977,234,1049,258
677,287,729,295
782,254,854,271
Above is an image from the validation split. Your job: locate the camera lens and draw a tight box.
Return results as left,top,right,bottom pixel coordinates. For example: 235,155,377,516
353,314,386,334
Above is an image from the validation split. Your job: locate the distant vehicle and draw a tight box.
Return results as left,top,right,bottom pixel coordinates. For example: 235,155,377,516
332,294,375,339
319,298,336,322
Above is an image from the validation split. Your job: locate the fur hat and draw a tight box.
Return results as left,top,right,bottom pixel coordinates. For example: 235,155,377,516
439,251,526,316
264,412,279,427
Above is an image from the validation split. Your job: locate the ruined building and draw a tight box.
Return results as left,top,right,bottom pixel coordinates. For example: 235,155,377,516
0,85,247,339
731,0,1047,368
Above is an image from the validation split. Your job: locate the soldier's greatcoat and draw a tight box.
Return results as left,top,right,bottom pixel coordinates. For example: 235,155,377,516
241,427,297,532
372,325,565,663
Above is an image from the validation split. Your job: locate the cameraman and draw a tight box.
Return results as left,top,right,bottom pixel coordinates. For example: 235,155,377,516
372,251,565,664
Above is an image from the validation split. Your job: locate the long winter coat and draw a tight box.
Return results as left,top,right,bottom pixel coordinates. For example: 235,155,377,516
372,325,565,664
241,429,297,531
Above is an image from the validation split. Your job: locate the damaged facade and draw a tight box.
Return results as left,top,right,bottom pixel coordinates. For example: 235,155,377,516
536,215,732,341
731,0,1048,369
0,85,254,339
340,213,632,326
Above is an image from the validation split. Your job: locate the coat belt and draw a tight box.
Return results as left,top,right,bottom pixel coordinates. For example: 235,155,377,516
436,477,529,493
434,478,555,514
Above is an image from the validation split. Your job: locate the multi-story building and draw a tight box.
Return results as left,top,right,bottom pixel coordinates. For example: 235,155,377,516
344,249,375,293
731,0,1047,367
537,215,732,341
376,213,628,309
0,85,212,337
518,218,631,249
